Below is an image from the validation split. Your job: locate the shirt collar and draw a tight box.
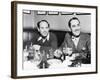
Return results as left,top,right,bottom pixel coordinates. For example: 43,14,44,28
38,33,50,41
72,36,80,39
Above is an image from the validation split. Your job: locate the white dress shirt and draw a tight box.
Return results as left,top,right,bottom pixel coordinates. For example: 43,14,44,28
37,34,50,43
72,36,80,48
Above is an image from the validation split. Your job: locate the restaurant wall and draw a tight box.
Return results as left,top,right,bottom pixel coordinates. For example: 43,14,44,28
23,11,91,33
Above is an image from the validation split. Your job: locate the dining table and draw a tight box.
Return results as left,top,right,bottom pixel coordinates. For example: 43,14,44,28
23,50,91,70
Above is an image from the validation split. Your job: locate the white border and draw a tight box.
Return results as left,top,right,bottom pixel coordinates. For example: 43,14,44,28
17,3,96,76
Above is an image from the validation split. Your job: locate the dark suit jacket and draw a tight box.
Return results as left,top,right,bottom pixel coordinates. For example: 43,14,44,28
27,32,58,49
61,32,91,53
61,32,91,63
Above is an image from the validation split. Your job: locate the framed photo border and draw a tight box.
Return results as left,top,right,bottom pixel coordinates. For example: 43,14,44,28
11,1,98,79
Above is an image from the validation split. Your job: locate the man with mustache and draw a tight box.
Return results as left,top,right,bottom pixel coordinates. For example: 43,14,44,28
61,17,91,66
29,20,57,68
31,20,57,49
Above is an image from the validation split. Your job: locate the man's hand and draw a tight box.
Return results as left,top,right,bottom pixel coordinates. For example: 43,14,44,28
63,47,72,56
54,49,62,58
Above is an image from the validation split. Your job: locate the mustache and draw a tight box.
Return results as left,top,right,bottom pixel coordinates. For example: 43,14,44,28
43,31,47,33
75,29,80,32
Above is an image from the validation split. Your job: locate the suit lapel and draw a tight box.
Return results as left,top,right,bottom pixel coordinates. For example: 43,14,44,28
67,34,76,51
68,33,84,52
77,33,84,51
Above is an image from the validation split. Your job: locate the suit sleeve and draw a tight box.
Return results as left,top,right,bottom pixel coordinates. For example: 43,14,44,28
86,34,91,53
60,33,69,49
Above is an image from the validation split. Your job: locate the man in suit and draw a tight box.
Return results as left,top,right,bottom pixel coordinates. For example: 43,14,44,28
28,20,58,68
31,20,57,49
61,17,91,66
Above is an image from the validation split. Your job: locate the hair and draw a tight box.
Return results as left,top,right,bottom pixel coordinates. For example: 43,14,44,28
68,17,80,28
37,20,50,28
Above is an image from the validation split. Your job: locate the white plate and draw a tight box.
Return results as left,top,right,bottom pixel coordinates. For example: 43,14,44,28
47,59,62,65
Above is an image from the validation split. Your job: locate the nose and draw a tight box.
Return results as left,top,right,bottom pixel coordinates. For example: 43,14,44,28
44,28,48,31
